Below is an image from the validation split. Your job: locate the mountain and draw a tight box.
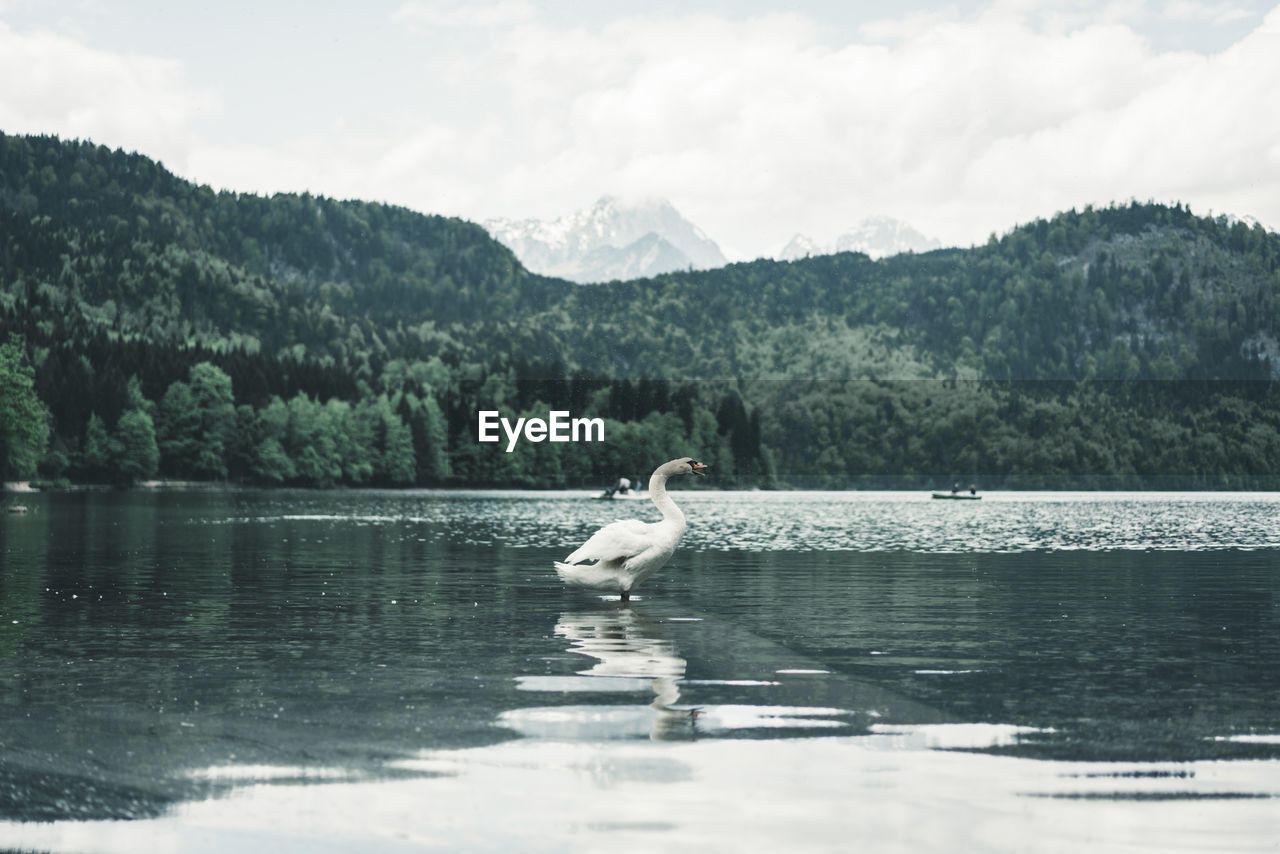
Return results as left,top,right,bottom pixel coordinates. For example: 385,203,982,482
778,234,822,260
3,133,1280,490
780,216,943,260
484,196,727,283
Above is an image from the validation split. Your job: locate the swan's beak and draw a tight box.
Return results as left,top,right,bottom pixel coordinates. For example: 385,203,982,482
691,462,709,477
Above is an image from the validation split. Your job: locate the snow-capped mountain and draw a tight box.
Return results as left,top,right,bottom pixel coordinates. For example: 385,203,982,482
778,234,822,261
780,216,942,261
483,196,727,283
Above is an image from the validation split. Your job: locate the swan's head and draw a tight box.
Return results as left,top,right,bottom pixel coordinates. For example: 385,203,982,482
668,457,708,477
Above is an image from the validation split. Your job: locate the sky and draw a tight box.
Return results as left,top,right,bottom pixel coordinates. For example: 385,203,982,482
1,0,1278,261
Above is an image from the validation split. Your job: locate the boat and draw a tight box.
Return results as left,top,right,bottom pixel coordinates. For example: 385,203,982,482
931,492,981,500
594,490,648,500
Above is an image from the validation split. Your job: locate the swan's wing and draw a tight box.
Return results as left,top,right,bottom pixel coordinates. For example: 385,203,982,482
563,519,655,564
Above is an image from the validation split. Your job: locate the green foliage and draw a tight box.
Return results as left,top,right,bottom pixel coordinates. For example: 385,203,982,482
0,335,49,480
80,412,113,480
2,132,1279,488
115,408,160,482
188,362,235,479
157,381,200,476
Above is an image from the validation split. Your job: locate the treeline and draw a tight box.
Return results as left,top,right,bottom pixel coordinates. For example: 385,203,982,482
760,378,1280,488
1,326,774,487
8,327,1278,488
68,362,436,488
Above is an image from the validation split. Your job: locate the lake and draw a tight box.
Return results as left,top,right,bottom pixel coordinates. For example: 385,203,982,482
2,489,1279,852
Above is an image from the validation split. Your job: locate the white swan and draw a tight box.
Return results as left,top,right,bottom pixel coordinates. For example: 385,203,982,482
555,457,707,601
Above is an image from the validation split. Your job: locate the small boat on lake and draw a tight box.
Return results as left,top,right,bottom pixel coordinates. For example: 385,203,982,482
594,489,648,500
933,483,981,500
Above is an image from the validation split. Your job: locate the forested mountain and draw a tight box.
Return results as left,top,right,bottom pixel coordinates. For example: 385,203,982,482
2,132,1278,489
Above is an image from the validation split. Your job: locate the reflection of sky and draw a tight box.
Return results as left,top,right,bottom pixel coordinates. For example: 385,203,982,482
504,608,696,742
556,609,688,679
5,732,1280,854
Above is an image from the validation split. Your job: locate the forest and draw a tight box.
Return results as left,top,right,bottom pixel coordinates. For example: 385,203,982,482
2,131,1279,489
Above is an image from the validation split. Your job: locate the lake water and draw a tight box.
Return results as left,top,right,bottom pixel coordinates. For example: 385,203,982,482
2,489,1279,852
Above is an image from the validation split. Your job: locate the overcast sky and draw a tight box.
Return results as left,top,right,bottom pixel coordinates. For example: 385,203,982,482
1,1,1277,260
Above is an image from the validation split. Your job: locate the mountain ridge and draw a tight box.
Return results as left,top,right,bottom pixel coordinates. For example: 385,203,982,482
780,216,943,260
483,195,727,282
3,132,1280,489
3,133,1276,385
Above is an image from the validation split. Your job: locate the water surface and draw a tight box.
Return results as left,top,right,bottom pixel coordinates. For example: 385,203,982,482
2,490,1278,851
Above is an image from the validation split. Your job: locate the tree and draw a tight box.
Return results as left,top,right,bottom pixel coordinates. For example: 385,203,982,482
337,399,375,485
381,408,416,485
414,393,450,483
364,395,415,484
188,361,236,479
80,412,114,482
157,381,201,476
285,392,342,486
115,408,160,482
250,397,295,484
0,336,49,482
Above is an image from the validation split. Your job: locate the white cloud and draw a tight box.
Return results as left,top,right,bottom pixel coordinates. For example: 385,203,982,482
3,4,1278,261
1160,0,1256,25
391,0,535,29
421,4,1280,257
0,21,216,171
185,115,513,223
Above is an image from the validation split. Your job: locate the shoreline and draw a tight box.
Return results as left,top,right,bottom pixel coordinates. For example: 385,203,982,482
6,480,1279,495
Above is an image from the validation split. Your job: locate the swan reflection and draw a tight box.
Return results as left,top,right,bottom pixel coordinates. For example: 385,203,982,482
504,607,698,741
555,607,686,680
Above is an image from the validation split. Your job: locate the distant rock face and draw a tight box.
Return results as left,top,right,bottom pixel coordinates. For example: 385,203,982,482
483,196,728,283
780,216,942,261
778,234,822,261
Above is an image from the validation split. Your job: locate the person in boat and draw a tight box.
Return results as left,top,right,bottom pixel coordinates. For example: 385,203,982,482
604,477,631,498
969,483,977,495
952,482,960,494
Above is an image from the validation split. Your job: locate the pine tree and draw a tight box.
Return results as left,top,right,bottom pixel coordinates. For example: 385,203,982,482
0,335,49,481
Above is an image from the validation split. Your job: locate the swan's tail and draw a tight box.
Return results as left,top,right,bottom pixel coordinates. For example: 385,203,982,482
554,561,626,593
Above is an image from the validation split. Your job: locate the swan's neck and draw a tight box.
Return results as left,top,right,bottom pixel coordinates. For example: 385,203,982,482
649,471,685,525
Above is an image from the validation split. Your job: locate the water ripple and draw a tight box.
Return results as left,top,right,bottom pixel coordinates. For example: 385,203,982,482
218,490,1280,554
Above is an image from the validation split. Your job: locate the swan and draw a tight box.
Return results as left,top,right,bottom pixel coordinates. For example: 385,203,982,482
555,457,707,601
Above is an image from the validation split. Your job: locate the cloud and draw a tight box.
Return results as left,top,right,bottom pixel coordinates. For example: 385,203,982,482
426,4,1280,257
1159,0,1256,25
0,21,216,171
390,0,535,29
4,4,1277,261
